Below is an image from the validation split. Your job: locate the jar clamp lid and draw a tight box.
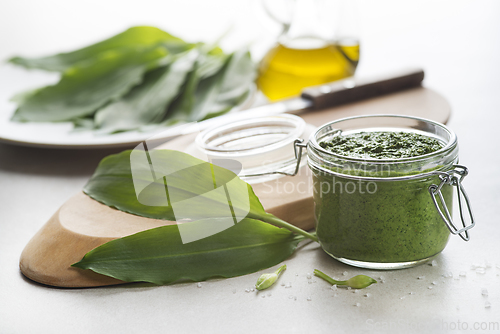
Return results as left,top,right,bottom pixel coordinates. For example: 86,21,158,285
428,165,475,241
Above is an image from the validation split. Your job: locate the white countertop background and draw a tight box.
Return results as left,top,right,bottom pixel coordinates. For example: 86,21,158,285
1,1,500,333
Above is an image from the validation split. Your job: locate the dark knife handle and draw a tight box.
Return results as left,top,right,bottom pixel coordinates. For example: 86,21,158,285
301,68,425,110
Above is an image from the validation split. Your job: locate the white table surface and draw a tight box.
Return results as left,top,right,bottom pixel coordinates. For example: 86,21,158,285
1,1,500,333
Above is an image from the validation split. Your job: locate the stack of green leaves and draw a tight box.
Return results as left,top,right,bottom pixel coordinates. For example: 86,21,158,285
9,26,255,133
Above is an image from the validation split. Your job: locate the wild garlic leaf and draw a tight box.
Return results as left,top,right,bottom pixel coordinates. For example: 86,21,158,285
189,49,254,121
72,218,301,285
163,62,201,124
83,149,266,221
83,149,317,242
8,26,187,72
197,50,228,80
72,117,95,131
12,46,168,122
163,50,228,123
216,49,255,103
94,50,198,133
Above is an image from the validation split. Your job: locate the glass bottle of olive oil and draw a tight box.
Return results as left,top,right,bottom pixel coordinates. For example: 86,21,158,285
257,39,359,101
257,0,360,101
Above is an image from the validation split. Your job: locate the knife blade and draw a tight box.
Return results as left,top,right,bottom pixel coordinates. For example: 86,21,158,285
170,68,425,136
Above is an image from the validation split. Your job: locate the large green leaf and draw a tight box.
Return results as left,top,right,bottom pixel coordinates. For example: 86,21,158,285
162,50,228,124
8,26,187,72
189,49,255,121
84,149,262,220
72,218,302,285
12,46,168,122
83,149,315,241
93,50,198,133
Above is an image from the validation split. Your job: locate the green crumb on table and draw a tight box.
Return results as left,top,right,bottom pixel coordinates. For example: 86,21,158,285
319,131,443,159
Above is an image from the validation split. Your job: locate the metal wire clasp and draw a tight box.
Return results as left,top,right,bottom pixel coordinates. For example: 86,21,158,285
429,165,475,241
240,139,307,178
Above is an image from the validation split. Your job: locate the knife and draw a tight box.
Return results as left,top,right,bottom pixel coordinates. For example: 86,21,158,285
169,68,425,136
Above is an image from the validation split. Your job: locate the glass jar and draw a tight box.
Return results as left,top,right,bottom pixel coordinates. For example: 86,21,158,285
192,113,475,269
307,115,475,269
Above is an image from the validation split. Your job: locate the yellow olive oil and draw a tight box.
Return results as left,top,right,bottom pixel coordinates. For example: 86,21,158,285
257,41,360,101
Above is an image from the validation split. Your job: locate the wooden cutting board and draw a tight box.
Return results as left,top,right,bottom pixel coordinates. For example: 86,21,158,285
20,87,451,287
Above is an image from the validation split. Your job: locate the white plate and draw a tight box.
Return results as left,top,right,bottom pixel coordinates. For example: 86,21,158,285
0,64,256,149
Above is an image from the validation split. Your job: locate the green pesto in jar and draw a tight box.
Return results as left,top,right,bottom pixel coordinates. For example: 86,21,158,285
319,131,442,159
314,131,452,264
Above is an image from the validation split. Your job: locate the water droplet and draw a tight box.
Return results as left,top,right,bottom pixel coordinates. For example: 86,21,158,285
289,295,294,299
418,276,425,280
380,279,386,284
496,264,500,270
347,286,352,290
431,260,438,267
261,295,265,298
307,296,312,301
232,289,236,294
459,271,466,277
355,302,361,307
250,288,255,292
280,282,285,287
331,285,337,291
306,273,312,279
400,296,405,300
365,293,371,298
409,292,415,295
267,292,272,297
245,289,250,293
485,301,491,309
428,286,433,290
482,288,488,297
285,282,292,288
343,271,348,276
293,296,297,301
432,281,437,285
476,268,486,275
379,275,385,280
333,293,338,297
197,283,202,288
354,289,359,294
445,272,453,278
308,281,313,284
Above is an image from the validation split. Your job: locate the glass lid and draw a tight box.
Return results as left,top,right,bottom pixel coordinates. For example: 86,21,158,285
187,114,315,184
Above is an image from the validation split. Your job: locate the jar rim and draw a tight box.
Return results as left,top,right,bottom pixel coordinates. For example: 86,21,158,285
196,114,306,158
308,114,457,164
